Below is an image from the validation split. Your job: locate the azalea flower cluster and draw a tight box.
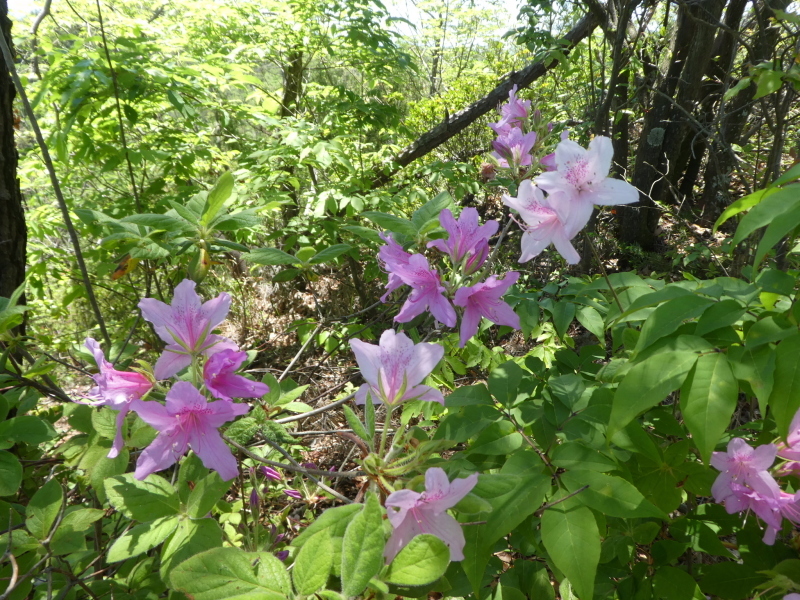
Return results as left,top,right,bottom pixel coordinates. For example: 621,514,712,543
80,279,268,481
487,87,639,264
711,410,800,544
378,207,520,347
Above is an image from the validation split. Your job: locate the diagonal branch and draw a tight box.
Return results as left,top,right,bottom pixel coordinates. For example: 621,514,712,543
371,9,604,188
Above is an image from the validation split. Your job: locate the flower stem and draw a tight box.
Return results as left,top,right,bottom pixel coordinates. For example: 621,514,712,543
379,406,396,459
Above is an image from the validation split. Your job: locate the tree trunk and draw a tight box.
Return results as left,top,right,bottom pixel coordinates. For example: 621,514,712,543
0,1,25,307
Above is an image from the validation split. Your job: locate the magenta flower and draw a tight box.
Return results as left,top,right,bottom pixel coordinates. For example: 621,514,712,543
83,338,153,459
535,136,638,208
131,381,248,481
489,85,531,136
203,349,269,401
453,272,521,347
260,466,282,481
385,467,478,562
427,208,498,274
138,279,238,380
392,254,456,327
503,180,592,264
349,329,444,406
492,127,537,168
378,232,413,302
284,489,302,500
777,408,800,466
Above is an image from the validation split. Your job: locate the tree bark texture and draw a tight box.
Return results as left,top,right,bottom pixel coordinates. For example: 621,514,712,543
0,0,25,303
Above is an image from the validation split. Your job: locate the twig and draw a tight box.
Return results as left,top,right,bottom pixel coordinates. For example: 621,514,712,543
275,393,354,424
585,234,625,314
279,323,322,382
0,31,111,347
535,485,590,517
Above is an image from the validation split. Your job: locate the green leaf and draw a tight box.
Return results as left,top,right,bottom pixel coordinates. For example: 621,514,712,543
107,515,180,563
722,77,751,101
292,503,361,547
769,332,800,441
466,421,523,456
550,442,617,472
120,213,192,232
170,547,291,600
292,531,333,594
754,195,800,267
386,534,450,586
699,562,765,600
652,566,700,600
410,191,453,231
680,353,739,464
186,471,230,519
488,361,524,407
773,162,800,187
50,508,105,555
576,306,605,341
200,171,235,226
551,301,576,340
309,244,352,264
272,268,301,282
635,295,714,354
342,404,371,444
341,493,385,597
608,350,698,438
105,474,180,522
445,384,493,407
695,299,746,336
26,478,63,540
361,211,417,238
248,248,301,266
560,471,666,519
732,186,800,246
0,415,56,449
160,517,223,581
753,68,784,99
715,187,778,231
540,501,600,600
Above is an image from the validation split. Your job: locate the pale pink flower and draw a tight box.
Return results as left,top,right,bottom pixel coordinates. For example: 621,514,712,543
203,349,269,401
260,466,282,481
777,407,800,467
711,438,782,501
349,329,444,406
138,279,238,380
393,254,457,327
492,127,537,168
427,208,498,274
83,338,153,459
385,467,478,562
535,136,638,207
503,180,592,264
378,232,412,302
284,489,302,500
453,273,520,347
132,381,248,481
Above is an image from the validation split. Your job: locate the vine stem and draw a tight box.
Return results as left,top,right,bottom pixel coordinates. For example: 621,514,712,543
0,30,111,347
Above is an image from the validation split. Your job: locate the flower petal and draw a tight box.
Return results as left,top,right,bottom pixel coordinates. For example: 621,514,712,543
585,178,639,206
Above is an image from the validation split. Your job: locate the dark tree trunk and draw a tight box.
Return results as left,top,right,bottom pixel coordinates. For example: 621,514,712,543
280,50,304,225
0,1,25,307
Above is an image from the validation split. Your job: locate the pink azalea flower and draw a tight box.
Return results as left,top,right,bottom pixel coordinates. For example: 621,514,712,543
203,349,269,401
385,467,478,562
711,438,782,501
349,329,444,406
393,254,457,327
83,337,153,459
260,466,282,481
503,180,592,264
131,381,248,481
284,489,302,500
534,136,638,207
453,272,521,347
489,85,531,136
378,232,413,302
777,407,800,465
427,208,498,274
138,279,238,380
492,127,537,168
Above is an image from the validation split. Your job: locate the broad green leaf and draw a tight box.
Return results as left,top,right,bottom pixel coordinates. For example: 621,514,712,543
411,191,453,231
105,474,180,521
186,471,231,518
488,361,524,406
385,534,449,586
342,404,371,444
715,187,774,230
0,415,56,449
160,517,223,580
753,68,784,99
292,503,362,548
608,350,698,437
635,295,713,353
50,508,105,555
576,306,605,340
729,345,775,408
200,171,235,226
445,384,493,407
247,248,301,266
616,286,692,321
699,562,765,600
121,213,192,232
652,566,700,600
732,186,800,246
695,299,746,336
341,493,385,597
309,244,352,264
722,76,751,101
361,211,417,238
680,353,738,463
550,441,617,472
465,421,523,456
773,162,800,187
214,209,261,231
754,194,800,267
170,547,290,600
541,501,600,600
551,301,576,340
107,515,179,563
26,478,63,540
293,531,333,595
560,471,666,519
769,333,800,441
